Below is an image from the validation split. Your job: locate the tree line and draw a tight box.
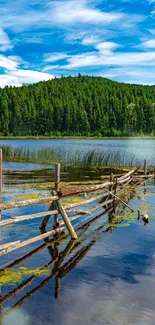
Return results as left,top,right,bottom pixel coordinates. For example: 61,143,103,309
0,74,155,136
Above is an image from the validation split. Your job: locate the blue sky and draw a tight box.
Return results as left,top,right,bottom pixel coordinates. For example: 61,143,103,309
0,0,155,86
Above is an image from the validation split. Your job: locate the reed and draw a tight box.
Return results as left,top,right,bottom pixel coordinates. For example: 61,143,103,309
0,145,152,168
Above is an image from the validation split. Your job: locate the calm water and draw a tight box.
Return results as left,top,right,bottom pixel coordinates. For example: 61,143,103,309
1,139,155,325
0,138,155,169
0,180,155,325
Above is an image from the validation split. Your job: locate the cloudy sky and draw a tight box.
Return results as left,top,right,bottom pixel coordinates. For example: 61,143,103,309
0,0,155,87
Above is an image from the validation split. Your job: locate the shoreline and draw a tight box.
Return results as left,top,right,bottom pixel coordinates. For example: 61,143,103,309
0,136,155,140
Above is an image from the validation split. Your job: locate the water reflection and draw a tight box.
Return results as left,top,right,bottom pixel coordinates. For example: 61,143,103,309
1,180,155,325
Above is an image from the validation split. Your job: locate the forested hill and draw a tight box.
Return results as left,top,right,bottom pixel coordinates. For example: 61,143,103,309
0,75,155,136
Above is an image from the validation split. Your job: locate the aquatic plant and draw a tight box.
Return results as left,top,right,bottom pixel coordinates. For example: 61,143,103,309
1,144,153,167
0,267,50,286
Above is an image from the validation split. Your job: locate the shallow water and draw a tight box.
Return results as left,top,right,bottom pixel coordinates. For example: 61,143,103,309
1,139,155,324
1,178,155,325
0,138,155,168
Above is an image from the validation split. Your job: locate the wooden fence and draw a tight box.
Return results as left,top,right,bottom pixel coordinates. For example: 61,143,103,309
0,150,154,258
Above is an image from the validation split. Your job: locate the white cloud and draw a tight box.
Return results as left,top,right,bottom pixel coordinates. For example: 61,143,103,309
43,65,59,71
82,35,101,46
99,67,155,84
59,50,155,70
0,28,13,51
0,0,127,33
0,69,54,87
0,54,20,70
44,53,69,63
96,41,120,55
49,0,124,25
141,39,155,48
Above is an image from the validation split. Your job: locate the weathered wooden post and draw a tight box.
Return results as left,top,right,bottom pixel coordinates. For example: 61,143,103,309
53,163,61,229
56,201,78,239
54,163,78,239
55,163,60,193
109,173,113,191
40,163,61,230
113,177,117,211
144,159,147,176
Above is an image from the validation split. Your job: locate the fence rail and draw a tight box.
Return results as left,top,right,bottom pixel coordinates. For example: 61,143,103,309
0,149,154,258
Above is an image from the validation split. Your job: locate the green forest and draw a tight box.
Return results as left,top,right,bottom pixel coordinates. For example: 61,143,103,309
0,74,155,137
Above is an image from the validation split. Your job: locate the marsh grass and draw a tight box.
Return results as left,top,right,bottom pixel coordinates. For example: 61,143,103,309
1,145,150,167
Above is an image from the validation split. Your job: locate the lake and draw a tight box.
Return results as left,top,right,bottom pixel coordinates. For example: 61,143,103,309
0,138,155,170
0,139,155,325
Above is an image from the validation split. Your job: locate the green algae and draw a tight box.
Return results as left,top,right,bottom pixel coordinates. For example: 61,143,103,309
0,267,51,286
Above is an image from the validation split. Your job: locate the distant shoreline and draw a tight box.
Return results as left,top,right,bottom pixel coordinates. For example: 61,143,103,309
0,136,155,140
